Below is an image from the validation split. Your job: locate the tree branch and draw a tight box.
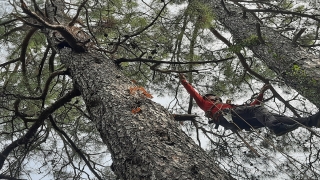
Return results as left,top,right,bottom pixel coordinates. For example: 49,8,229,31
292,28,306,44
221,0,230,14
102,1,169,54
210,27,301,117
244,9,320,22
172,114,199,121
20,27,38,75
115,56,234,65
0,58,20,68
68,0,88,26
0,88,80,170
256,23,265,44
48,115,102,180
20,0,86,52
6,70,68,101
0,174,25,180
0,26,26,40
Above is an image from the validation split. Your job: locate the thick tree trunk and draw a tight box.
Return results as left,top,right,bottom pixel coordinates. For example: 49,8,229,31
59,48,234,179
204,0,320,107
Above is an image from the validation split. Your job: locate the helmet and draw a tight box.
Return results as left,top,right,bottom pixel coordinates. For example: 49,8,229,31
203,94,222,102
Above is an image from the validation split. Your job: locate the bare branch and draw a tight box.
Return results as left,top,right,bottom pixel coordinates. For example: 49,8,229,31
0,88,80,171
256,23,265,44
244,9,320,22
0,26,27,40
104,1,169,54
0,58,21,68
20,0,86,52
115,56,234,65
68,0,89,26
292,28,306,44
221,0,230,14
49,115,102,180
9,70,69,101
172,114,199,121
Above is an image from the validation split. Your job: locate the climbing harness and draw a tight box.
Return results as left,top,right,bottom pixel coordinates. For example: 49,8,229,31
204,97,235,129
222,109,233,123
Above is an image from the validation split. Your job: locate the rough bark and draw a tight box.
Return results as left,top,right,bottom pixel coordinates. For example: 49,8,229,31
59,48,234,179
204,0,320,107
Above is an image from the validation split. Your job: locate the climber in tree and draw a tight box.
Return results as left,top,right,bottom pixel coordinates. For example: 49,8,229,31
178,74,320,136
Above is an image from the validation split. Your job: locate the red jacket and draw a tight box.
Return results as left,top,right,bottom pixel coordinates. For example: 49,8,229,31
180,79,263,117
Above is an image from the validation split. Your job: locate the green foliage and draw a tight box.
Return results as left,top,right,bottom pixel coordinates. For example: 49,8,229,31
28,32,46,51
186,1,215,29
294,5,305,12
228,35,260,53
292,64,301,72
279,0,294,9
299,33,316,45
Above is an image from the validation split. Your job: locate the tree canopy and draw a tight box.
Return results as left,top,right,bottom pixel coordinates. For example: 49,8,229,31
0,0,320,179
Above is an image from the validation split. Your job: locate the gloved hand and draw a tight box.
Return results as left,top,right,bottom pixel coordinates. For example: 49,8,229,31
178,73,186,81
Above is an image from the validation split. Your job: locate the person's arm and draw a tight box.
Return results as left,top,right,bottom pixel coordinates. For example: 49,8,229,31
179,74,206,106
250,84,271,106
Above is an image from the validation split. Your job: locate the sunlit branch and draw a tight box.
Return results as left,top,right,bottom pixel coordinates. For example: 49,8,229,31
31,0,46,18
0,18,19,26
12,15,44,29
300,44,320,47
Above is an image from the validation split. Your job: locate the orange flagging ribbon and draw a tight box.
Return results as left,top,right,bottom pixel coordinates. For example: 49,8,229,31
129,87,153,99
131,107,141,114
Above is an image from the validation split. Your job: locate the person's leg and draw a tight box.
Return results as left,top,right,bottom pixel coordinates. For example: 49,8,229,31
209,106,265,131
273,112,320,127
232,116,264,131
232,105,278,127
232,105,299,136
215,115,238,131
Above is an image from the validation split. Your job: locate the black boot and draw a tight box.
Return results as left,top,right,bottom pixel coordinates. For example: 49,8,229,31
272,123,300,136
308,111,320,127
